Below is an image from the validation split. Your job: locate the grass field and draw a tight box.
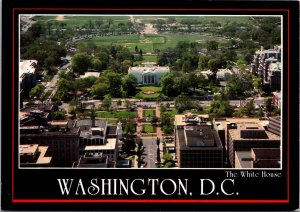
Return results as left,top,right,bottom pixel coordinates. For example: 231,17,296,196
137,86,162,99
78,33,226,53
143,124,156,133
34,15,130,29
96,110,137,119
143,110,155,117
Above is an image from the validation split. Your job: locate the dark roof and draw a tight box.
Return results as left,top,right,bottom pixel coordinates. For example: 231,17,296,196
177,125,222,149
76,119,107,128
107,125,117,135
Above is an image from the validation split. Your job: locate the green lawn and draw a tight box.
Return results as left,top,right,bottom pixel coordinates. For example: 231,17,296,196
143,110,155,117
143,124,156,133
34,15,130,29
142,55,158,62
96,110,137,119
77,32,227,53
137,86,162,99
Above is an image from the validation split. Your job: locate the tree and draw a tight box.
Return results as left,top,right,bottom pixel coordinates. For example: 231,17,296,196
102,94,112,111
122,74,137,97
29,84,45,99
52,111,66,120
105,71,122,97
206,40,218,52
123,123,136,137
265,97,274,113
210,98,234,117
91,58,102,71
160,73,177,97
198,55,210,71
253,76,263,91
46,22,53,35
72,53,91,75
160,112,174,135
91,81,109,98
208,58,219,81
121,138,135,156
240,99,256,116
174,94,193,113
225,71,253,98
181,60,191,72
162,153,175,168
29,22,43,38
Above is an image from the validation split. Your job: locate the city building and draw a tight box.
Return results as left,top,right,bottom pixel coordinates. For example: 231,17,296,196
175,124,223,168
20,144,52,167
200,69,232,81
272,91,281,109
268,116,281,136
128,63,170,85
73,153,109,168
19,60,38,100
250,46,281,92
235,148,280,168
76,119,122,166
227,121,280,168
174,113,210,127
213,118,271,167
79,71,100,79
268,62,281,92
20,103,54,126
251,45,281,76
20,120,80,167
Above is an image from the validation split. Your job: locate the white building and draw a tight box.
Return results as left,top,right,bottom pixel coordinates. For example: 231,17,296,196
19,60,38,103
128,64,170,85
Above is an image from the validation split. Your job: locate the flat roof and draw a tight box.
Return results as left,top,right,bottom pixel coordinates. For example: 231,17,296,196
20,144,38,155
177,125,222,150
36,146,52,164
84,138,116,151
229,129,280,141
128,66,170,74
19,60,37,79
175,114,210,126
235,151,252,168
80,72,100,78
214,118,263,130
76,119,107,128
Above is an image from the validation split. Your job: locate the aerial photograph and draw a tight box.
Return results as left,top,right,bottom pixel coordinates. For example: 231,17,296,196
19,15,282,169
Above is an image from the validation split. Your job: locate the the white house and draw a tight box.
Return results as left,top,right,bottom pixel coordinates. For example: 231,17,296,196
128,63,170,85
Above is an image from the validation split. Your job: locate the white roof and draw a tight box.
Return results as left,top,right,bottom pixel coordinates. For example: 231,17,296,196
84,138,116,151
19,60,37,81
80,72,100,78
128,66,170,74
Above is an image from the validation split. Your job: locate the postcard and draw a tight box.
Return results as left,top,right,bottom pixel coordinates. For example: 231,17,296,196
1,0,299,210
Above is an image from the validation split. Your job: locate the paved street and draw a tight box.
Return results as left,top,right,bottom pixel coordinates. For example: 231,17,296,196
142,138,159,168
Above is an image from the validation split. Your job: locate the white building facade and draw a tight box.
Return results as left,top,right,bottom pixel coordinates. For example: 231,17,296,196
128,64,170,85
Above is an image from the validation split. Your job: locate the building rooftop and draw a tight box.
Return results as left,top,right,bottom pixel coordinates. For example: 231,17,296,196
19,144,39,156
84,138,116,151
76,119,107,128
36,146,52,164
235,151,253,168
20,144,52,165
228,128,280,141
19,60,37,80
269,62,281,72
175,113,210,126
128,66,170,74
177,125,222,150
214,118,269,131
80,72,100,78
